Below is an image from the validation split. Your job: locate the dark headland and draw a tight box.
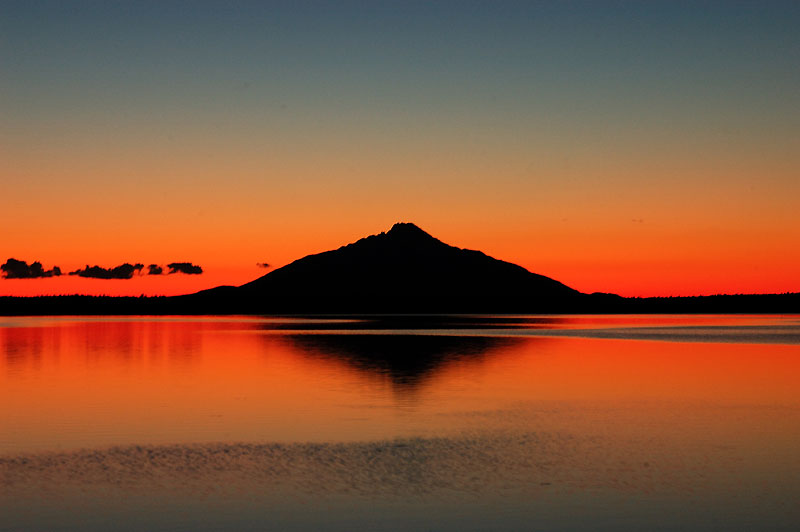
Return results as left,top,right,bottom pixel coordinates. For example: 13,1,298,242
1,223,798,315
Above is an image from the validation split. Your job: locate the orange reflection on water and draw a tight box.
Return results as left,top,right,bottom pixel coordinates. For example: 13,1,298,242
1,317,799,454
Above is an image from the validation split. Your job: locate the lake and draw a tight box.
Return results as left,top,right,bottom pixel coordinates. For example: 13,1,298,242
2,315,800,531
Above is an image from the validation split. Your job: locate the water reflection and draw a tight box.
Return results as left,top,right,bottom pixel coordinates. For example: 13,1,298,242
0,319,220,374
262,315,574,331
2,316,800,531
285,334,521,391
257,314,791,332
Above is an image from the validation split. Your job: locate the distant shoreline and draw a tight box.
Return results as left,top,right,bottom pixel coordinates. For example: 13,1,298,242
1,292,798,316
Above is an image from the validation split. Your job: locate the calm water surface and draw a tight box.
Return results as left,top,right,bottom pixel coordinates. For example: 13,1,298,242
2,315,800,531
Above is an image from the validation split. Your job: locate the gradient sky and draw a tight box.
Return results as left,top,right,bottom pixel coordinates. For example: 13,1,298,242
2,0,799,297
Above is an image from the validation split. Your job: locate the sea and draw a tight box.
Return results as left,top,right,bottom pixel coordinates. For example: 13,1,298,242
2,314,799,531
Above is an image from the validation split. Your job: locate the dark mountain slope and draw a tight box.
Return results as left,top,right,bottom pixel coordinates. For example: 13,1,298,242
235,222,581,312
4,222,799,313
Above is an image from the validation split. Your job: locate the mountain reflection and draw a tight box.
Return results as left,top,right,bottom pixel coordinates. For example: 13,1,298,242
264,315,579,332
285,333,522,391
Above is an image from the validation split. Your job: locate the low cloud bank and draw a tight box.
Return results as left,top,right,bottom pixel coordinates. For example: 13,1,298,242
167,262,203,275
1,258,62,279
69,263,144,280
3,258,204,280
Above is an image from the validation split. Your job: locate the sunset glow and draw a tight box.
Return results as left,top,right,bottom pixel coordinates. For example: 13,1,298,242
3,317,799,451
2,1,799,297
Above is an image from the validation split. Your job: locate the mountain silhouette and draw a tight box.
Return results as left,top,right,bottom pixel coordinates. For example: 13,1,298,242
230,222,582,312
2,222,799,314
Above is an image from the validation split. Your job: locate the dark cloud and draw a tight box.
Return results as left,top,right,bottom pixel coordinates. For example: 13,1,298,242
256,262,271,269
1,258,62,279
168,262,203,275
69,263,144,280
4,258,202,280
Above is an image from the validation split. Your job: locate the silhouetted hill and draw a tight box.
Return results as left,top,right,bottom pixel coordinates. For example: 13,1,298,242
2,223,799,314
233,222,581,312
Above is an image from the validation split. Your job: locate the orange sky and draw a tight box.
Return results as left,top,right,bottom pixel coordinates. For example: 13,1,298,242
2,2,799,297
2,150,799,296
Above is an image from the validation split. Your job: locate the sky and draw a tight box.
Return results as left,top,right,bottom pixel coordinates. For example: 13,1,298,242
2,0,799,297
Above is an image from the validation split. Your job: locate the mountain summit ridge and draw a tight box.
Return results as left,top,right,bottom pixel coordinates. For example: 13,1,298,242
335,222,448,253
237,222,580,312
387,221,433,236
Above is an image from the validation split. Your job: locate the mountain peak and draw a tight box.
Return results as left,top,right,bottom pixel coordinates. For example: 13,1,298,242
387,222,431,237
382,223,443,247
239,221,581,312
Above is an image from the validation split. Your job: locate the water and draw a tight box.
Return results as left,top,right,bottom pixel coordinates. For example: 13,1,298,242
2,315,800,531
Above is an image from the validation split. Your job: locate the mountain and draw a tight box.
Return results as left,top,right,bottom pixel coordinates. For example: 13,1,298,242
4,223,799,314
231,222,582,312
